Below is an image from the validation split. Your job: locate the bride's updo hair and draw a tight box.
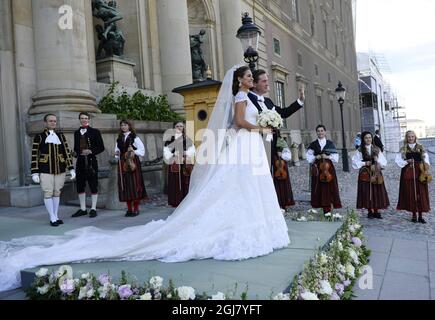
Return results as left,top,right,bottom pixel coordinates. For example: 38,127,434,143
232,66,250,96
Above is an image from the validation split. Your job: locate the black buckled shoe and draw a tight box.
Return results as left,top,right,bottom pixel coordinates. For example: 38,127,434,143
374,213,383,220
367,211,375,219
132,211,140,217
72,209,88,218
411,217,417,223
56,220,64,225
125,211,134,217
89,210,97,218
50,221,59,227
418,217,427,224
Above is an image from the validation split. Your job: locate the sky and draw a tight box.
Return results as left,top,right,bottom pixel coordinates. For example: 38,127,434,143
355,0,435,126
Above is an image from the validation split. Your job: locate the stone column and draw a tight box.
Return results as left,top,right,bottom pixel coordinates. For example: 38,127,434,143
219,0,244,71
0,0,21,188
29,0,99,114
156,0,192,114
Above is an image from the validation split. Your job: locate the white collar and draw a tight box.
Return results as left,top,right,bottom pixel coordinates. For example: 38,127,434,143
175,132,183,139
318,138,327,143
251,91,265,102
318,138,327,149
408,143,416,148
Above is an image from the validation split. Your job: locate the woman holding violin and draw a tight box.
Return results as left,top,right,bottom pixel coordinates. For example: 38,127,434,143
352,131,390,219
164,121,196,207
306,125,342,214
115,120,148,217
272,132,295,209
395,130,432,223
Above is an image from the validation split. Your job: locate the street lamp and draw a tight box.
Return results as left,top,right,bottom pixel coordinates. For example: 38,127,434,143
236,12,261,73
335,81,349,172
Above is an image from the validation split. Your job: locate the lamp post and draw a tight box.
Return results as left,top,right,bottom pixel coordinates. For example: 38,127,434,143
236,12,261,73
335,81,349,172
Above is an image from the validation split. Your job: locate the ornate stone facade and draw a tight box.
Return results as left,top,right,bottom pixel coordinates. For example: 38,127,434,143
0,0,359,206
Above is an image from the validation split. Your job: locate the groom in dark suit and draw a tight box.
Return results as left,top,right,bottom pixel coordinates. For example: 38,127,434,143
248,69,305,168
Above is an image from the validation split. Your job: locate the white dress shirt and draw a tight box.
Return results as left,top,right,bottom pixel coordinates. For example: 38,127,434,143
395,143,431,168
352,145,387,170
250,91,304,111
306,138,339,164
45,130,61,145
114,132,146,158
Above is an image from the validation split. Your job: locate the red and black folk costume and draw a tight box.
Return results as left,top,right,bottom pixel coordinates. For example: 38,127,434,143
272,137,295,209
306,138,342,213
164,133,196,207
395,143,431,223
352,144,390,219
115,131,148,216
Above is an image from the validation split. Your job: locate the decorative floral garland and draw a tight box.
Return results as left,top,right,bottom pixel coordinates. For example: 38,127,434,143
283,209,371,300
26,210,369,301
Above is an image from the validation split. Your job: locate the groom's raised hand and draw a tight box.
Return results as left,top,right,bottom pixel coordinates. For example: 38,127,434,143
298,86,305,102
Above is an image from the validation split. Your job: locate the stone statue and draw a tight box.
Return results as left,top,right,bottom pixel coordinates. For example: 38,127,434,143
190,29,207,82
92,0,125,58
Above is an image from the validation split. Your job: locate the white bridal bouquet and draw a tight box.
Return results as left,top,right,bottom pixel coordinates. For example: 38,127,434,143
257,109,283,142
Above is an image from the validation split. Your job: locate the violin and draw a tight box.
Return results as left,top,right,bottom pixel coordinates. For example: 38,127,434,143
274,159,288,180
370,159,384,185
319,157,333,183
419,162,432,183
123,146,137,172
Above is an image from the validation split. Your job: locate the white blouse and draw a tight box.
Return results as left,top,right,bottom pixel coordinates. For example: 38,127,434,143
306,138,339,164
280,147,292,162
114,132,145,158
352,145,387,170
395,144,430,168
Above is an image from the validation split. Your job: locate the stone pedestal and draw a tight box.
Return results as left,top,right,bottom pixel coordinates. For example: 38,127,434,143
0,185,44,208
291,145,301,167
96,56,138,88
105,159,127,210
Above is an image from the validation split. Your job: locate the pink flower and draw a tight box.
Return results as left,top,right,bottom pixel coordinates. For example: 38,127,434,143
330,292,341,300
60,279,75,295
343,279,351,287
98,274,111,285
352,237,362,248
118,285,133,300
335,283,345,296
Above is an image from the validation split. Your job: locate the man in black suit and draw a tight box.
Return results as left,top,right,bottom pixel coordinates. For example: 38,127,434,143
72,112,105,218
248,69,305,168
373,129,384,152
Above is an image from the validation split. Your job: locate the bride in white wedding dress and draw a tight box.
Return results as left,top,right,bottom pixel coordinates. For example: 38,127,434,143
0,65,290,292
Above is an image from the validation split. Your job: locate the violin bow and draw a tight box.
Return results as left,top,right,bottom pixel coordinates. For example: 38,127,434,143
412,160,418,211
118,154,124,191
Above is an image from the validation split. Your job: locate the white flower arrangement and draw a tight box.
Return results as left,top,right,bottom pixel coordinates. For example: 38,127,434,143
288,210,371,300
176,286,196,300
273,293,291,300
149,276,164,290
210,292,226,300
319,280,333,296
26,210,369,302
139,293,152,300
36,268,49,278
301,291,319,300
257,110,283,142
